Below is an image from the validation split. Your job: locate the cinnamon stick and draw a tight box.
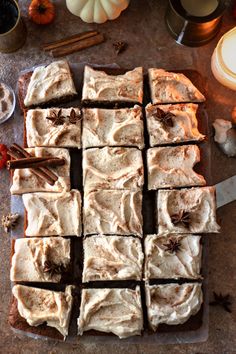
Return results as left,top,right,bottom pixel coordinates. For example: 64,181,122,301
11,144,58,182
51,33,105,58
43,30,99,51
7,157,65,170
8,149,55,186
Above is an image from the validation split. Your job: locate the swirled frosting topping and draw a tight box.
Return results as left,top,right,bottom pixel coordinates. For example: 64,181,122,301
82,105,144,149
78,286,143,338
23,190,81,236
10,237,70,282
146,103,205,146
26,108,82,148
10,147,71,195
12,284,74,337
157,187,220,234
24,60,77,107
144,234,202,279
148,68,205,104
82,66,143,103
83,147,144,191
145,283,203,330
83,189,143,236
83,235,143,282
147,145,206,189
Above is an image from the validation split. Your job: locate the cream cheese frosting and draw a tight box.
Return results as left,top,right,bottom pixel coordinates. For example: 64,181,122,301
82,66,143,103
77,286,143,338
12,284,74,338
82,105,144,149
145,283,203,330
10,147,70,195
83,189,143,236
157,187,220,234
148,69,205,104
83,147,144,191
144,234,202,279
83,235,143,282
26,107,82,148
145,103,205,146
10,237,70,282
147,145,206,189
24,60,77,107
23,190,82,236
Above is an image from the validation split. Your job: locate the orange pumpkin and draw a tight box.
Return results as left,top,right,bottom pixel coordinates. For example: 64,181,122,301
29,0,55,25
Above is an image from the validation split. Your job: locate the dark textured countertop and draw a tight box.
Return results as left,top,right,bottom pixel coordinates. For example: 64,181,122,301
0,1,236,353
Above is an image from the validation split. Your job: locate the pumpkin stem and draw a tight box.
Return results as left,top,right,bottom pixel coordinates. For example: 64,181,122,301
37,4,46,14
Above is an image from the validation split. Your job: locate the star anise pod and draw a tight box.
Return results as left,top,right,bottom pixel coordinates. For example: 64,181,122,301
163,238,181,253
46,109,65,126
210,292,232,313
113,41,127,55
1,213,20,233
153,108,175,128
67,109,82,124
43,260,66,278
171,210,191,228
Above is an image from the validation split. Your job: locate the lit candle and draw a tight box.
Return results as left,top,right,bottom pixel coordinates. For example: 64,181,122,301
211,27,236,91
180,0,219,17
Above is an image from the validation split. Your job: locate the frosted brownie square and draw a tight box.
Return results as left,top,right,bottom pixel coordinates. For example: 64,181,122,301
25,108,82,148
148,69,205,104
83,235,143,282
145,103,205,147
144,234,202,279
78,286,143,338
83,147,144,191
147,145,206,189
11,284,74,338
10,147,70,195
82,105,144,149
23,60,77,108
23,190,82,237
157,187,220,234
10,237,71,282
82,66,143,105
145,283,203,331
83,190,143,236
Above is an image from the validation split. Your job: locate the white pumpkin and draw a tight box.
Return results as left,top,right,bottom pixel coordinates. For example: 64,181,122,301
66,0,130,24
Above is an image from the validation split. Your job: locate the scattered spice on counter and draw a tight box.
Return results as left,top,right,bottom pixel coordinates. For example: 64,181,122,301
210,292,232,313
1,213,20,233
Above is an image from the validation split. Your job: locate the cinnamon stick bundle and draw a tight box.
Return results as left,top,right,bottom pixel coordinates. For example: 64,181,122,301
51,33,105,58
43,30,99,51
7,157,65,170
8,144,59,186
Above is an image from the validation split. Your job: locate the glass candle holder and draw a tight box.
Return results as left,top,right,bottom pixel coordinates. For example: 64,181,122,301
165,0,228,46
211,27,236,90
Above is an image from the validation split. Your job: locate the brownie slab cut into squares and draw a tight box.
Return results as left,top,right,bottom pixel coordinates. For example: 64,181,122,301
25,107,82,148
148,68,205,104
10,147,71,195
83,147,144,191
10,237,71,283
82,105,144,149
145,283,203,331
82,65,143,105
144,234,202,280
23,60,77,108
77,286,143,338
10,284,74,339
147,145,206,190
157,187,220,234
82,235,144,282
23,190,82,237
83,189,143,236
145,103,205,147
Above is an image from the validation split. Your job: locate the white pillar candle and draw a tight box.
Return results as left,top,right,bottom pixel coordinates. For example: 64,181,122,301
180,0,219,17
211,27,236,91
